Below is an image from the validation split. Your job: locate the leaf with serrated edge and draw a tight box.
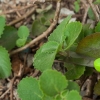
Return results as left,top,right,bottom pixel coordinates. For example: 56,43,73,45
18,26,29,38
34,51,57,72
64,63,85,80
33,41,59,72
0,26,18,50
17,77,43,100
65,21,82,50
76,33,100,58
0,16,6,37
48,16,71,44
66,90,82,100
67,81,80,92
0,46,11,78
39,69,68,97
34,41,59,58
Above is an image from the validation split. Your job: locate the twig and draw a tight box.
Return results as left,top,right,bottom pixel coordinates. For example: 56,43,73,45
10,76,16,100
87,0,99,21
82,6,89,24
81,0,90,24
32,69,39,77
0,88,10,99
8,6,37,26
10,1,61,55
0,4,35,15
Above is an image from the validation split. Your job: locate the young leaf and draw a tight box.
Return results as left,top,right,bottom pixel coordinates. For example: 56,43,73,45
39,69,68,97
17,77,43,100
34,52,57,72
34,41,59,59
88,8,95,20
32,19,47,36
0,46,11,78
16,38,27,47
95,22,100,32
66,90,82,100
94,80,100,95
33,41,59,72
64,63,85,80
65,21,82,50
0,26,18,50
76,33,100,58
18,26,29,38
74,1,80,12
48,16,71,44
0,16,6,37
67,81,80,92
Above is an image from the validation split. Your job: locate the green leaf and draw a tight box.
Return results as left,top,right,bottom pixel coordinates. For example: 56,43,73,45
55,94,62,100
42,9,55,26
94,0,100,4
55,90,82,100
42,95,55,100
48,16,71,44
39,69,68,97
0,16,6,37
17,77,43,100
33,41,59,72
18,26,29,38
74,1,80,12
76,33,100,58
95,22,100,32
65,21,82,49
64,63,85,80
0,46,11,78
34,52,56,72
68,57,94,67
0,26,18,50
31,19,47,36
94,80,100,95
88,7,95,20
16,38,27,47
66,90,82,100
67,81,80,92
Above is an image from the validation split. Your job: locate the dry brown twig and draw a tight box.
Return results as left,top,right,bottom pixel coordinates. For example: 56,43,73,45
10,1,61,55
0,4,35,15
0,88,10,99
81,0,90,24
8,6,37,26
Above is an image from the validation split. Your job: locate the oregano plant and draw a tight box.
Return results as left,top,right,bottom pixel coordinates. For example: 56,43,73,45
17,69,81,100
1,14,100,100
17,16,83,100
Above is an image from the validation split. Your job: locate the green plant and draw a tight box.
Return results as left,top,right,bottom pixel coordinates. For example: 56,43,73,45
94,58,100,72
74,0,80,12
16,25,29,47
0,16,30,78
17,16,83,100
1,14,100,99
17,69,81,100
